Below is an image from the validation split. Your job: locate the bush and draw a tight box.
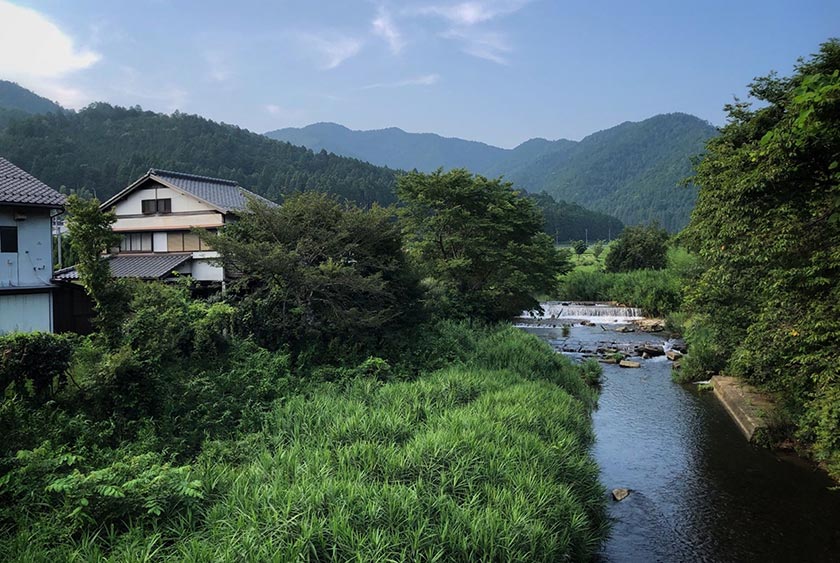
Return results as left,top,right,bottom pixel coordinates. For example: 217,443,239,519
605,223,669,273
0,332,76,404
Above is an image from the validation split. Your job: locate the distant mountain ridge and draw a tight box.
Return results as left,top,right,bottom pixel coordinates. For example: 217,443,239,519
0,81,626,242
0,80,63,128
267,114,718,230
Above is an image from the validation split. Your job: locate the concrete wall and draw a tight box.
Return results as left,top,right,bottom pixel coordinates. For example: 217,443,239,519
0,292,52,333
0,207,53,288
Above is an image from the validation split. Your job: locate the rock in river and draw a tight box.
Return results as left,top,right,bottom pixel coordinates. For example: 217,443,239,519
612,488,631,501
619,360,641,368
666,349,683,361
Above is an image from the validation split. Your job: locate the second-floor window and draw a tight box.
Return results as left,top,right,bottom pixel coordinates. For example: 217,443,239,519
141,198,172,215
0,226,17,253
119,232,153,252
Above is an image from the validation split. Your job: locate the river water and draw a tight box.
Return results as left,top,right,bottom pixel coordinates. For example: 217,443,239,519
520,322,840,563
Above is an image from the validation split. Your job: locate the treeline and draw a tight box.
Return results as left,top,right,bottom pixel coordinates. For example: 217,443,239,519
559,41,840,479
0,103,398,206
529,192,624,242
0,97,626,242
0,170,608,560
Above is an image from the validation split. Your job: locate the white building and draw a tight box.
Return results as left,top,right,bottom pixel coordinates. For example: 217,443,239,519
56,169,273,284
0,157,66,333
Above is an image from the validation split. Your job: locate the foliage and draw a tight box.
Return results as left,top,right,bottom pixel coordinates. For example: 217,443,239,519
397,168,568,321
64,195,126,341
572,240,587,255
209,193,421,359
605,222,670,272
527,192,624,242
0,80,62,115
683,40,840,476
592,240,605,259
0,332,76,404
268,114,717,231
0,103,397,206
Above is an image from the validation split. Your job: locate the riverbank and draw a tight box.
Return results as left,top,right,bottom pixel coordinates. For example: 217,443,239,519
522,320,840,561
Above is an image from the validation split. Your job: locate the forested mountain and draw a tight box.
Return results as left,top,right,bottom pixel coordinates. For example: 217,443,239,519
268,114,718,231
528,192,623,242
0,103,397,205
266,122,510,173
0,80,63,128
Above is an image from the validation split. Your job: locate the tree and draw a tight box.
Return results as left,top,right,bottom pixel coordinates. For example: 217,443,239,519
592,241,605,259
208,193,421,359
396,168,568,321
684,39,840,476
604,223,669,273
65,195,126,341
572,240,587,255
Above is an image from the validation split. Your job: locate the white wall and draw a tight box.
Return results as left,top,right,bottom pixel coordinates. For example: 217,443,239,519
188,252,224,281
0,292,52,333
0,207,53,288
114,184,210,215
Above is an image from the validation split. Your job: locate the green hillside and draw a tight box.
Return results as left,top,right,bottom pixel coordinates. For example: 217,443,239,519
267,114,717,230
0,103,397,205
267,122,509,173
0,80,64,128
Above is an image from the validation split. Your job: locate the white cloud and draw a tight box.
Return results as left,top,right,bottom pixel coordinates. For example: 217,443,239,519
294,32,363,70
413,0,530,26
372,7,405,54
0,0,100,107
442,28,511,64
362,73,440,89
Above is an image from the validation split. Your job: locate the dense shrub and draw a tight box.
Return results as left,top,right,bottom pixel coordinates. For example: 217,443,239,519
0,332,76,403
604,223,669,272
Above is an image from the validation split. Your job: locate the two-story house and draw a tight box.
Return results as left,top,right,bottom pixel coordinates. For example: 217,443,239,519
55,168,273,285
0,157,66,333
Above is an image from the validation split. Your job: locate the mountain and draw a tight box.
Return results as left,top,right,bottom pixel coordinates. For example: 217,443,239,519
0,103,397,205
267,122,509,173
0,80,63,128
0,80,63,114
267,114,718,231
0,101,623,241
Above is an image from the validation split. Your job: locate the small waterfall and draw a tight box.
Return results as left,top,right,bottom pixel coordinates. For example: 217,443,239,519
521,302,644,323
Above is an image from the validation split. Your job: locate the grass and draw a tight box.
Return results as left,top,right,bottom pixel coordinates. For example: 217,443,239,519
2,326,608,562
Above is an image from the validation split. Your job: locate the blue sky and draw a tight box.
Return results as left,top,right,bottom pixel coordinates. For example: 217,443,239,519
1,0,838,147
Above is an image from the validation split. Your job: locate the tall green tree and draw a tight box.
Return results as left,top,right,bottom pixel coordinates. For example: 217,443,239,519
684,40,840,475
604,223,669,273
397,169,568,321
208,193,421,359
65,195,125,341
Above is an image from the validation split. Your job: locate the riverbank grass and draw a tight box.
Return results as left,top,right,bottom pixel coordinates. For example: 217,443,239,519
2,326,608,562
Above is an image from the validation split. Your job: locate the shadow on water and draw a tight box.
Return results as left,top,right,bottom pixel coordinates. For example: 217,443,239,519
522,323,840,563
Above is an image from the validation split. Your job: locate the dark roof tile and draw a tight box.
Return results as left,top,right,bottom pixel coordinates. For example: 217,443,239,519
0,157,66,207
54,253,192,281
149,169,274,212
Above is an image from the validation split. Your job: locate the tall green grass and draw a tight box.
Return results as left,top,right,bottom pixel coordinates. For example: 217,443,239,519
1,326,607,561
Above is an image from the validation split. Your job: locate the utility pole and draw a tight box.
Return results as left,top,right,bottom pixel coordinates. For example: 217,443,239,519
585,228,588,245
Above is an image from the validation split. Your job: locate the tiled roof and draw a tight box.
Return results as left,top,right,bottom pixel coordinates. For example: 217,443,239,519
149,169,275,213
0,157,66,207
54,253,192,281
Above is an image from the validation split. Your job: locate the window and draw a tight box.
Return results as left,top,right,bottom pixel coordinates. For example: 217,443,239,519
119,232,153,252
167,231,209,252
141,198,172,215
0,226,17,253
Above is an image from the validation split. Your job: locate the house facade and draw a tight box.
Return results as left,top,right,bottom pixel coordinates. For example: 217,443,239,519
56,169,272,284
0,157,66,334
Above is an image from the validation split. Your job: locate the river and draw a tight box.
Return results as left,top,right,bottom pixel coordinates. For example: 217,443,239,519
520,319,840,562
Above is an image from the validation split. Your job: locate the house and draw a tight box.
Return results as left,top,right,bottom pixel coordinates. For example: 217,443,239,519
0,157,66,334
55,169,273,285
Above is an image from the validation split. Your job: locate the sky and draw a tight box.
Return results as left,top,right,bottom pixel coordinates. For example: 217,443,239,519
1,1,838,148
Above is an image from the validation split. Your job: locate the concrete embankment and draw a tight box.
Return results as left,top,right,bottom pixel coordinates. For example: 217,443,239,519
711,376,775,442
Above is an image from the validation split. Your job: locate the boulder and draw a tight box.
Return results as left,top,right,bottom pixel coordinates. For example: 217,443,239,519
615,326,635,333
612,488,631,501
635,319,665,332
666,350,683,361
619,360,641,368
636,344,665,357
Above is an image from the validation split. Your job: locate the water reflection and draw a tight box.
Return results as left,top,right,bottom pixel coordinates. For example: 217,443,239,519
522,324,840,563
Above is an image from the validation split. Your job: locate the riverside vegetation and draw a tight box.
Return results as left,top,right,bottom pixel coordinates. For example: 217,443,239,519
0,170,608,561
557,41,840,480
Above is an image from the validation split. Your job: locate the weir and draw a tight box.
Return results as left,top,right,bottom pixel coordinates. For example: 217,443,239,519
524,302,643,322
